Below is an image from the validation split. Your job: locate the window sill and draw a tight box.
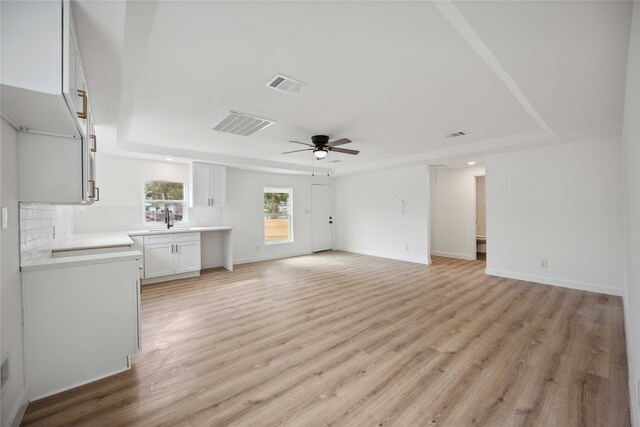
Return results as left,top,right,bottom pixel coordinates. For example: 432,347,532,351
264,240,293,246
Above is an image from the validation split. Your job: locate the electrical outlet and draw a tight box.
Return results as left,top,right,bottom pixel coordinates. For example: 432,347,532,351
540,260,548,268
405,244,409,251
256,245,260,252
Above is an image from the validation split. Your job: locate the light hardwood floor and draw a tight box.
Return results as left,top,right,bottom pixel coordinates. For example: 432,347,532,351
22,252,630,426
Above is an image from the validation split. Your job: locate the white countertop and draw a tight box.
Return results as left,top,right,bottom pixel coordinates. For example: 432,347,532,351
21,250,143,273
127,226,234,236
23,226,234,271
51,226,234,252
52,232,135,252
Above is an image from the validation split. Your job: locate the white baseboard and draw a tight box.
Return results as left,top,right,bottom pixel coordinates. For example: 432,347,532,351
430,251,476,261
234,251,312,265
484,268,623,296
142,270,200,285
8,387,29,427
335,247,429,265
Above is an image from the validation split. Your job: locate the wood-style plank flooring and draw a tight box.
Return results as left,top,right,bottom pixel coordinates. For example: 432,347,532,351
22,252,630,426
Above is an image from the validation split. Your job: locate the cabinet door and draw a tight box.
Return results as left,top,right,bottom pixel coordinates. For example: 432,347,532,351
210,165,226,207
62,0,77,111
191,162,210,207
75,55,87,135
18,132,84,203
144,243,175,278
174,241,201,274
130,236,145,279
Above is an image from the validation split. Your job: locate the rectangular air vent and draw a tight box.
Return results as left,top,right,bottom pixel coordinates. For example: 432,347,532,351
212,111,275,136
266,74,306,94
445,131,467,138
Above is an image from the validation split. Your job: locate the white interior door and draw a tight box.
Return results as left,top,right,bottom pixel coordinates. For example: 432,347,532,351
312,184,333,252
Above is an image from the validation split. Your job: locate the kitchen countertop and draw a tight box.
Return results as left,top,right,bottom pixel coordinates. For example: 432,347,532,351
22,226,234,271
51,226,235,252
21,250,143,273
52,232,135,252
127,226,234,236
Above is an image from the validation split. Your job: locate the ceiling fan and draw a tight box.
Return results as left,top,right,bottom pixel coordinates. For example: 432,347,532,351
282,135,359,160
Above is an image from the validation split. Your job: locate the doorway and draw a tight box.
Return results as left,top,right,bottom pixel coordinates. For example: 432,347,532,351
311,184,333,252
475,176,486,261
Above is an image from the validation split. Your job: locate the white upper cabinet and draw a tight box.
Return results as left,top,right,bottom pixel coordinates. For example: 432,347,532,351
1,0,88,138
190,163,227,208
2,0,98,204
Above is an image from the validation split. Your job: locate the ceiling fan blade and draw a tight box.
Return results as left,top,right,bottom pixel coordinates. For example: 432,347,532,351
328,147,359,155
289,140,314,147
327,138,351,147
282,148,313,155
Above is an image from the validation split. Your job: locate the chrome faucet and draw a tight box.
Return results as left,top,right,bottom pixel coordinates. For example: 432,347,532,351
165,210,174,229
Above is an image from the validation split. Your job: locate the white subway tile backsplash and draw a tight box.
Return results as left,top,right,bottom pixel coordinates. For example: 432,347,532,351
19,204,57,263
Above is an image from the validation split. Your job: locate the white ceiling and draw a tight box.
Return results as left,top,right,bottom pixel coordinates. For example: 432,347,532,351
73,0,632,175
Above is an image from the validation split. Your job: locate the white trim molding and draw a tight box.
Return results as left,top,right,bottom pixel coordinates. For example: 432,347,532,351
431,251,476,261
335,247,429,265
485,268,623,296
8,387,29,427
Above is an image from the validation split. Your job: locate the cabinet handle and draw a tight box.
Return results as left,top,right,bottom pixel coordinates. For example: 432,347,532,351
77,89,87,119
88,179,96,199
90,134,97,152
171,244,174,253
175,244,178,253
94,187,100,201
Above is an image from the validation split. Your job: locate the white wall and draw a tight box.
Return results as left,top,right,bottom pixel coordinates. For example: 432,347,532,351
74,154,221,232
335,165,429,264
1,118,28,427
225,168,332,263
485,137,624,296
622,1,640,423
430,165,485,260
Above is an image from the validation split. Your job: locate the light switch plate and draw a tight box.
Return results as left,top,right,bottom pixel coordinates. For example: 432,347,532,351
1,207,7,229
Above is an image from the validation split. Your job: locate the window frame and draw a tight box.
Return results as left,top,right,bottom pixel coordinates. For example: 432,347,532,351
142,179,189,226
263,187,293,245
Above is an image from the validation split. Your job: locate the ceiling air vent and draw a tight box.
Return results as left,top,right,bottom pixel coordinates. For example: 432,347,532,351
265,74,306,94
212,111,275,136
445,131,467,138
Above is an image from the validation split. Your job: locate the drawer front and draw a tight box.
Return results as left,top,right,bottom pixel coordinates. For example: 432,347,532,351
143,234,174,245
175,232,200,243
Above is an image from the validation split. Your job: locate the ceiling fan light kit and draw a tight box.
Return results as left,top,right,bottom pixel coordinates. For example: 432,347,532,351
313,148,328,159
282,135,360,160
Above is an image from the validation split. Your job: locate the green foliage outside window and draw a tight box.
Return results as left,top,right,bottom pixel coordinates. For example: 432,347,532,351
144,181,184,201
264,192,290,218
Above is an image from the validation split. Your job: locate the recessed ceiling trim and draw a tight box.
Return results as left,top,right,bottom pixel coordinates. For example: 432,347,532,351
433,0,555,136
212,111,275,136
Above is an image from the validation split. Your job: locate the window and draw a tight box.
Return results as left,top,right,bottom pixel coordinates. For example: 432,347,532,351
264,187,292,244
144,180,187,225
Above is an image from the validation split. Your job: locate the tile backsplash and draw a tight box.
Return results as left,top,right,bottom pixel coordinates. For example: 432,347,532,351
19,205,76,263
74,205,223,233
19,204,56,263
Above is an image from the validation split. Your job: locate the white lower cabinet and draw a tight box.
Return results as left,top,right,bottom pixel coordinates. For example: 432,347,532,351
143,233,201,279
174,241,201,273
22,256,140,400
